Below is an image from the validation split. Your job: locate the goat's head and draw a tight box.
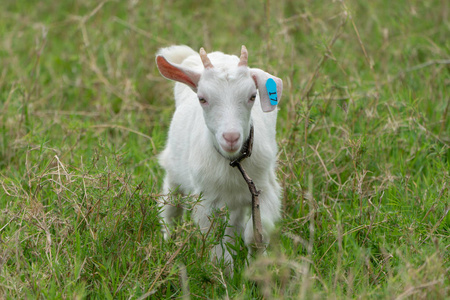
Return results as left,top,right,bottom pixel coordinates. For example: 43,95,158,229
156,46,283,158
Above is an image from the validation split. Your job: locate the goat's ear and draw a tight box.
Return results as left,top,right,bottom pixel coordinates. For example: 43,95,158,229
251,68,283,112
156,56,200,91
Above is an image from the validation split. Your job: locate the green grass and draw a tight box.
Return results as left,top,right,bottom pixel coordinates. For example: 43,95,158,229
1,0,449,298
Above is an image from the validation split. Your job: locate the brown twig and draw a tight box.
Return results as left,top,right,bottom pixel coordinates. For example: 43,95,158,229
234,163,263,249
229,126,264,251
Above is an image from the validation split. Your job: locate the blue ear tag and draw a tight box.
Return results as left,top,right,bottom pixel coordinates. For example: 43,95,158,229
265,78,278,105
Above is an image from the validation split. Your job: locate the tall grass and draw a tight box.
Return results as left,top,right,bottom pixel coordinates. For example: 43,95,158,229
1,0,449,298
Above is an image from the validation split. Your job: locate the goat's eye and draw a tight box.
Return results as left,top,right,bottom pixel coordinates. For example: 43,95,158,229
198,97,207,104
249,94,256,102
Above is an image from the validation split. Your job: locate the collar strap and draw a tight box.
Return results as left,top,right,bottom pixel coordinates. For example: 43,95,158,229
230,125,254,167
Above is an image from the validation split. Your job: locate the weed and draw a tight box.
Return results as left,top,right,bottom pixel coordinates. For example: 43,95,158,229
0,0,449,298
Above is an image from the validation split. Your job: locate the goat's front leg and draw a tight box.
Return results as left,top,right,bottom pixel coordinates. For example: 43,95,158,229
244,186,281,257
193,203,232,262
193,204,246,275
159,177,184,240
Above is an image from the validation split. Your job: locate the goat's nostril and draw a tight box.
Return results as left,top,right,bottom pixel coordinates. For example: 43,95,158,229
223,132,240,145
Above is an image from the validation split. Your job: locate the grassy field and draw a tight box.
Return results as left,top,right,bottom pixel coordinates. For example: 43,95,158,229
1,0,449,298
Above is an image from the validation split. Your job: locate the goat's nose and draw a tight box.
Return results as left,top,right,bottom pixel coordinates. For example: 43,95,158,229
223,132,240,146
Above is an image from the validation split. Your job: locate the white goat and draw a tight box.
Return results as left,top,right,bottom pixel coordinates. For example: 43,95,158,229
155,45,283,270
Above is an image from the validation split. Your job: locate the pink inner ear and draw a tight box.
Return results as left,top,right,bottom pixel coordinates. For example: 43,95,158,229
156,56,197,89
252,75,258,88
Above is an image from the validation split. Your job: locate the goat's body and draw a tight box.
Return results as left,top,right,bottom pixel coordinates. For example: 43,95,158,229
157,45,281,271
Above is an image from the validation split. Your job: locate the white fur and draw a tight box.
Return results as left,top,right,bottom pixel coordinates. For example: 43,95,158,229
156,45,281,271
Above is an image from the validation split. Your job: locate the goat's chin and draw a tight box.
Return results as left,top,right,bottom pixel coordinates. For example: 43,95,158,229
219,144,242,159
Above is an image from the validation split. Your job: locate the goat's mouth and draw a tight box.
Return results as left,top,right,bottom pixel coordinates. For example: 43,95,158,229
216,142,243,159
221,145,241,154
